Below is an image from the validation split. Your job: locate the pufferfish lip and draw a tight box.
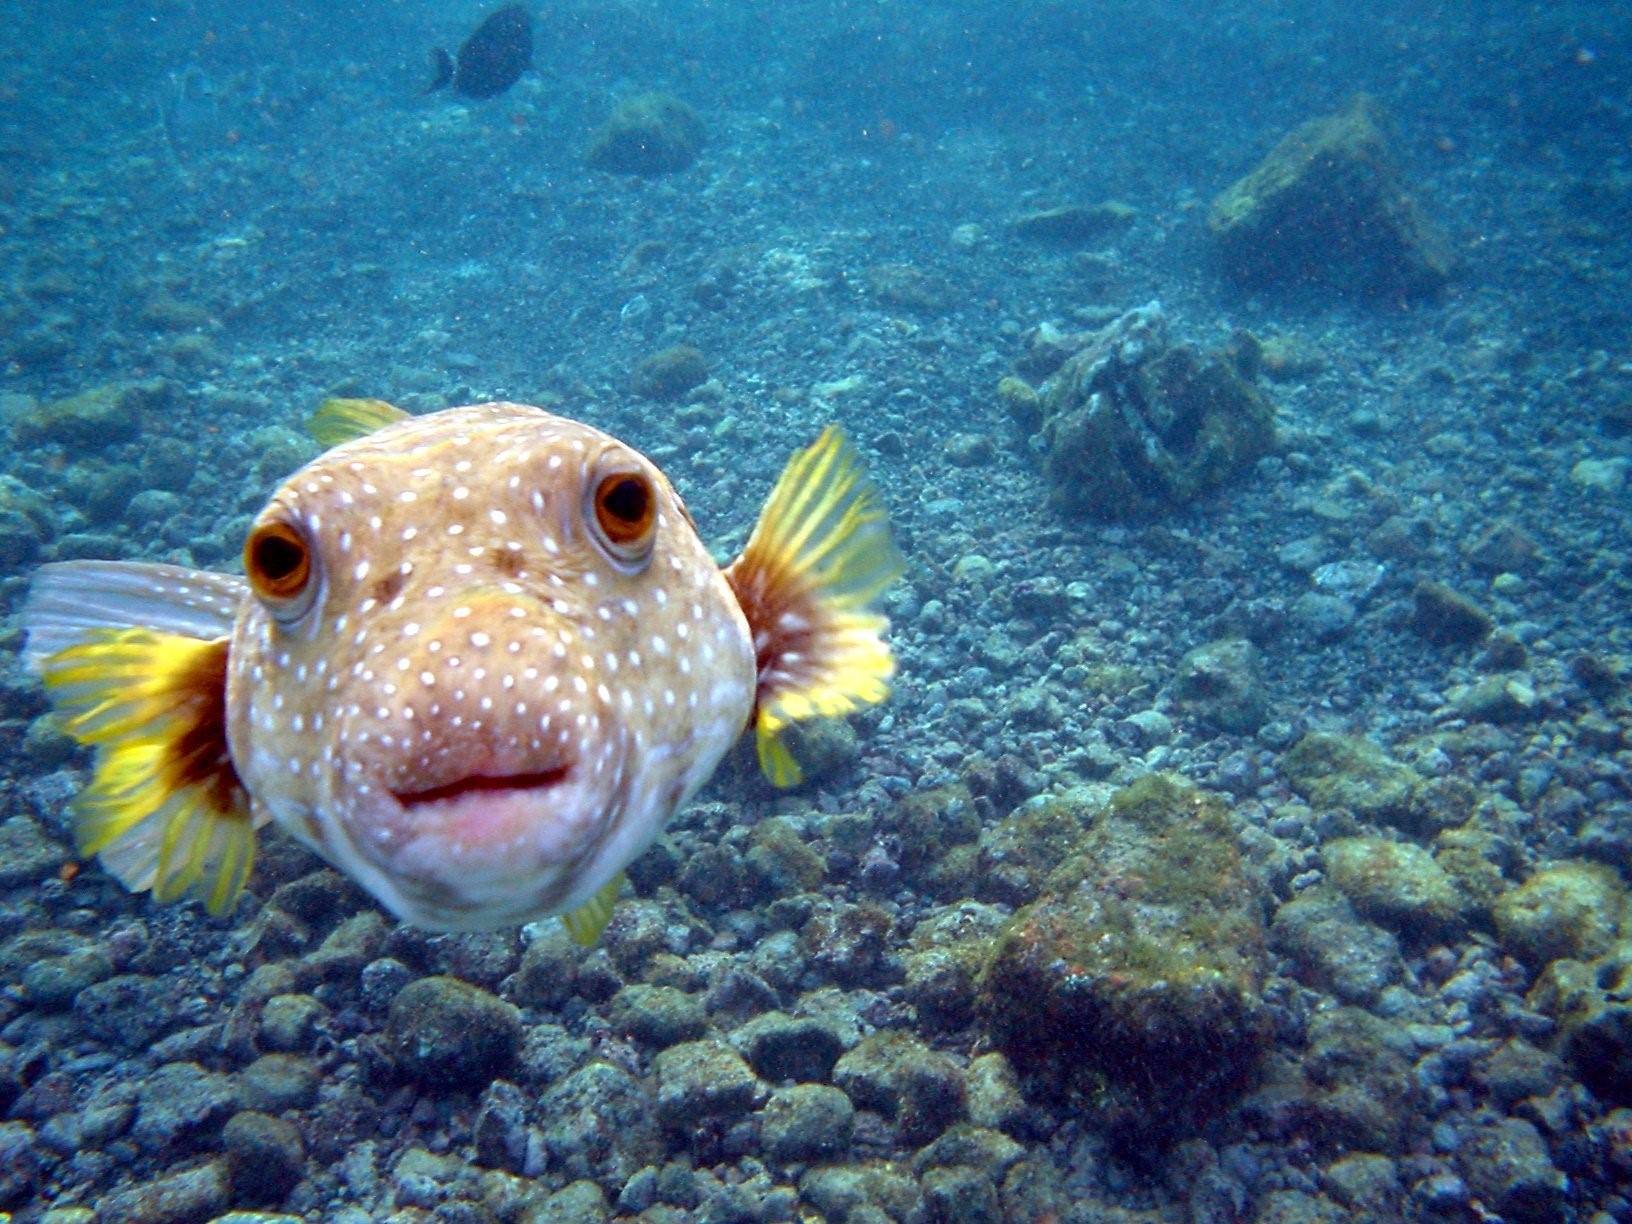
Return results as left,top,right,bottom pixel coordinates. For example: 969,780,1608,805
392,764,574,809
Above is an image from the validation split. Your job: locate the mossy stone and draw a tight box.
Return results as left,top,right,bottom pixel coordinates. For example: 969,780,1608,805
1208,94,1452,297
586,92,704,175
1039,306,1276,520
653,1040,765,1130
1175,637,1269,734
1323,837,1467,935
1493,861,1624,968
11,379,170,447
759,1083,854,1162
632,344,708,401
1282,732,1419,824
606,984,707,1048
223,1110,305,1202
832,1031,967,1145
971,791,1095,906
976,774,1269,1149
385,975,521,1088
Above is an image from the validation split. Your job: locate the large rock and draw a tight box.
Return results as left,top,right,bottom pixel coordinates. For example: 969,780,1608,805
1209,94,1452,298
586,92,703,175
385,975,521,1088
1033,303,1276,520
976,774,1269,1150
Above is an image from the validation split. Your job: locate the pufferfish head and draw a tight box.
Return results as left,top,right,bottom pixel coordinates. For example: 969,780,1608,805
225,404,757,930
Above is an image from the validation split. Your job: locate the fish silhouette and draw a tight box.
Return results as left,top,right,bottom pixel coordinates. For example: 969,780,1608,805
427,5,533,100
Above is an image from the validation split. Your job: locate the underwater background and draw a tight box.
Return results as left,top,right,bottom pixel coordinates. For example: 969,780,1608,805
2,0,1632,1221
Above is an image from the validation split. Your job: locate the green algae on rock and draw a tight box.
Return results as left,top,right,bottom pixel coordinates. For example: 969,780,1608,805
9,379,171,448
1494,861,1625,968
1209,94,1453,298
1323,836,1468,936
586,92,704,175
1033,304,1277,520
1281,732,1419,824
976,774,1269,1150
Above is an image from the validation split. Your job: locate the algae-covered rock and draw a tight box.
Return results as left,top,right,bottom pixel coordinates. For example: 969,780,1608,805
385,975,521,1088
759,1083,855,1163
1323,837,1467,936
1281,732,1418,824
540,1062,663,1182
971,791,1096,906
1494,861,1624,968
832,1030,966,1144
653,1040,766,1131
1209,94,1452,298
1175,637,1270,734
631,344,708,401
586,92,703,175
976,774,1269,1149
10,379,171,447
1036,303,1276,520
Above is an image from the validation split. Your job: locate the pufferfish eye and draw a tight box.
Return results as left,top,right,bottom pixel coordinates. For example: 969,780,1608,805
587,469,656,570
245,519,318,621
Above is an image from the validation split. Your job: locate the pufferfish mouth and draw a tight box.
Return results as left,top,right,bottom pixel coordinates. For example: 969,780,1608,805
392,764,574,808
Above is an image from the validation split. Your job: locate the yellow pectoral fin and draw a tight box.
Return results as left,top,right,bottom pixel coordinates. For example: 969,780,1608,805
306,397,410,447
726,427,904,788
560,871,625,946
39,628,255,918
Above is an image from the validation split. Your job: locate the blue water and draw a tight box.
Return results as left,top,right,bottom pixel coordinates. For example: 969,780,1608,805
1,2,1631,1220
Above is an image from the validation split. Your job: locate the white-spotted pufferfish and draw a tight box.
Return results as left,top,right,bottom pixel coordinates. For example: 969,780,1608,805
23,398,902,941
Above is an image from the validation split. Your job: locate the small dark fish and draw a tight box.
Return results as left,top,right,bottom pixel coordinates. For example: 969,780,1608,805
426,4,533,100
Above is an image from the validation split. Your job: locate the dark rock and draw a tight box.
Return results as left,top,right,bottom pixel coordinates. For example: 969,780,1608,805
653,1040,766,1131
132,1062,239,1152
385,975,521,1088
11,379,171,447
238,1053,320,1112
1008,201,1136,245
223,1109,305,1202
729,1011,848,1083
473,1079,529,1174
921,1164,1001,1224
1409,581,1493,646
1281,732,1418,824
97,1158,232,1224
607,984,708,1048
1324,837,1467,936
1209,94,1452,298
0,815,65,888
1270,888,1402,1005
540,1062,663,1182
586,92,704,175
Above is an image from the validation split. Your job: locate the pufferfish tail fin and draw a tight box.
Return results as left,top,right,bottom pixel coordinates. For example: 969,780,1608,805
23,561,257,917
725,427,904,787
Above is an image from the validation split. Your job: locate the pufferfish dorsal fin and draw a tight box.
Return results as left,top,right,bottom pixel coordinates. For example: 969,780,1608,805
306,397,411,448
560,871,625,946
24,561,258,917
724,426,904,787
